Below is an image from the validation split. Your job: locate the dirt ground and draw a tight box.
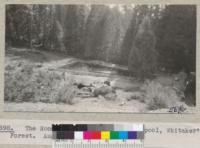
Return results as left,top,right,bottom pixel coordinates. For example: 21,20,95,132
4,48,195,113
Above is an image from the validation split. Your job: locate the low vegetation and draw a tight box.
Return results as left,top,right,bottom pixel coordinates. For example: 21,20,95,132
5,64,77,104
5,61,183,111
142,80,179,110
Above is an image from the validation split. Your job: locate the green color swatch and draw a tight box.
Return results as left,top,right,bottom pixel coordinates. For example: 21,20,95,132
110,131,119,139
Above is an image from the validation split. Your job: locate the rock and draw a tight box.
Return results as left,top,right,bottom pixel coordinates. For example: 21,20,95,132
77,92,93,98
77,83,86,89
18,62,23,67
98,95,105,100
37,63,43,68
104,93,117,101
127,97,131,101
93,86,115,97
82,87,92,92
131,95,140,100
119,101,126,106
74,82,92,90
104,81,110,86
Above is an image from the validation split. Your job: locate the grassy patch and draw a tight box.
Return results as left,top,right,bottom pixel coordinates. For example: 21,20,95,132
142,80,179,110
5,64,77,104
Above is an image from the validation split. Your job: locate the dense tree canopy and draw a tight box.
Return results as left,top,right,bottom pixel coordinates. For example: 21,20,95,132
6,4,196,78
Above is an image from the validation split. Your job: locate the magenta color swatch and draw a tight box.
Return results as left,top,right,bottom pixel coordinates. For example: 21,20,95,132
83,131,92,139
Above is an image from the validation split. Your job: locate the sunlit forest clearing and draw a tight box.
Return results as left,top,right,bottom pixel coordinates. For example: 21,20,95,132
4,5,196,113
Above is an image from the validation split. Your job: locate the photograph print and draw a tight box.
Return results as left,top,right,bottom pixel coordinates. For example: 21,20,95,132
4,4,196,113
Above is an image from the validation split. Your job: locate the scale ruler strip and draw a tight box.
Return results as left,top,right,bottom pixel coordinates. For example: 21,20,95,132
52,124,144,148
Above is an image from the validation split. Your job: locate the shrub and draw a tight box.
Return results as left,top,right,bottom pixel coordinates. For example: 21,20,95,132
142,80,179,110
5,64,36,102
5,64,77,104
34,71,77,104
53,79,77,104
128,92,146,103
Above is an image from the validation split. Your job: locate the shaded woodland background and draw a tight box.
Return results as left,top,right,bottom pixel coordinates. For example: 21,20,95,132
4,5,197,112
6,5,196,78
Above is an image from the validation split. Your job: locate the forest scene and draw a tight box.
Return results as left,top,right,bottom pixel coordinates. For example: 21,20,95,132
4,4,196,113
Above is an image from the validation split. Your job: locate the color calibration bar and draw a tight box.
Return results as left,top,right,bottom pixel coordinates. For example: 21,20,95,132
52,140,144,148
52,124,144,140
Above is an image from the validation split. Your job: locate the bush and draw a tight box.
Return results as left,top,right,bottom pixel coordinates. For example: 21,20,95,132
53,79,77,104
5,64,36,102
5,64,77,104
128,92,146,103
142,80,179,110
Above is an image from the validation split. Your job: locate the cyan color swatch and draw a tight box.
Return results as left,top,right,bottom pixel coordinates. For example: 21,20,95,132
119,131,128,139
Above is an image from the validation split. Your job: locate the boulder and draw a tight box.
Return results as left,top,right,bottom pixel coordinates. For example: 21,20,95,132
93,86,115,97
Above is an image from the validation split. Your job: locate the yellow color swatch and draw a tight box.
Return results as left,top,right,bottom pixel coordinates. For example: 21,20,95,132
101,131,110,140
